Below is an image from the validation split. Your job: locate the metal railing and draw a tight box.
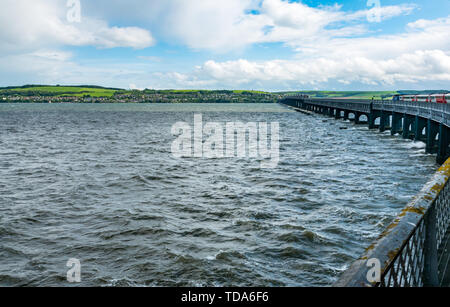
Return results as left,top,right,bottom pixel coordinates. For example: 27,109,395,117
373,101,450,128
335,158,450,287
283,97,450,128
302,98,372,113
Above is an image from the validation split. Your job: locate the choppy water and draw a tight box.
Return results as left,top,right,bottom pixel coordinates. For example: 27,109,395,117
0,103,437,287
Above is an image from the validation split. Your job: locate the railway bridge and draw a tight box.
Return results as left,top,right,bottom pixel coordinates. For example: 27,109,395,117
281,96,450,164
280,96,450,287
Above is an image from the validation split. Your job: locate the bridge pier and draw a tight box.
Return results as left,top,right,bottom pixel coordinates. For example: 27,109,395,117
402,114,416,140
437,124,450,165
368,111,377,129
344,111,349,121
379,111,391,133
329,108,335,117
391,112,403,136
368,110,385,130
328,107,334,117
335,109,342,120
427,120,440,154
355,112,361,124
414,116,428,142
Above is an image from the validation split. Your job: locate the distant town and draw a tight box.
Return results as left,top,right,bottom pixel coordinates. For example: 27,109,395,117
1,85,447,103
0,86,281,104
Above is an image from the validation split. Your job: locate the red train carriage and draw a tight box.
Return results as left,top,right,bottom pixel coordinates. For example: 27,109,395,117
430,94,447,103
394,94,448,103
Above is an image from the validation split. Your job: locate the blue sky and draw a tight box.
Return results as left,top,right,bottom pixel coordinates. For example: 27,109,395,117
0,0,449,91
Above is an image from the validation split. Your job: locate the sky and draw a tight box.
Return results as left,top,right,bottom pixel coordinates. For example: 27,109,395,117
0,0,449,91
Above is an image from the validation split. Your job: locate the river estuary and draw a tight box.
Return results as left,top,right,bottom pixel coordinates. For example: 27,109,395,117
0,103,437,286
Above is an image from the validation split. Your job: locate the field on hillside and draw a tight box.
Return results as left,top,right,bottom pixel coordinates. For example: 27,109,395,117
0,86,118,97
2,86,447,101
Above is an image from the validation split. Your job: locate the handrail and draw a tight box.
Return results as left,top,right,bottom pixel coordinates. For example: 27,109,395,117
282,97,450,128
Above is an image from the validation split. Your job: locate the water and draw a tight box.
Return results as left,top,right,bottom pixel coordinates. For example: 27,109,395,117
0,103,438,286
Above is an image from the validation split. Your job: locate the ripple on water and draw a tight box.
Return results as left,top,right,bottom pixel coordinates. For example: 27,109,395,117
0,103,438,286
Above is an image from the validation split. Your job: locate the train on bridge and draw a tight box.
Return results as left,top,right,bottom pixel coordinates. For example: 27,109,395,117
393,94,449,103
289,93,449,103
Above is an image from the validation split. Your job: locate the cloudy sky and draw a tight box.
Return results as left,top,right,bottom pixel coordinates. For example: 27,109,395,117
0,0,449,91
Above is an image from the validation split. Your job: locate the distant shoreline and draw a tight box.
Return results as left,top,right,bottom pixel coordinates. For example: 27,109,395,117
0,101,278,104
1,85,448,104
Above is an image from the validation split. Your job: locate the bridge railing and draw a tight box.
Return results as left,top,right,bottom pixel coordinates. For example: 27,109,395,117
373,101,450,128
283,97,450,128
335,158,450,287
302,98,372,113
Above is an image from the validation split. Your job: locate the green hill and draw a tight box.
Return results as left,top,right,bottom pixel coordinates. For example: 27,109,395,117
0,85,121,97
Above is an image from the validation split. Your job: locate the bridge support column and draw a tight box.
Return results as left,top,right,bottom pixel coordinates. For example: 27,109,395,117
335,109,342,120
354,112,361,124
327,107,333,117
426,120,439,154
379,111,390,133
414,116,428,142
391,112,403,136
343,111,349,121
368,113,375,129
329,108,335,117
369,111,380,130
402,114,415,140
437,124,450,165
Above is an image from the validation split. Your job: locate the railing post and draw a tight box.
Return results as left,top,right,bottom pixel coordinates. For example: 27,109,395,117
423,205,439,287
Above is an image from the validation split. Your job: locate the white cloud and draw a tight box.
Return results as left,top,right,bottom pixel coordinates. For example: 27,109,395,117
158,14,450,89
191,50,450,87
0,0,448,90
0,0,155,53
156,0,267,51
81,0,417,51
